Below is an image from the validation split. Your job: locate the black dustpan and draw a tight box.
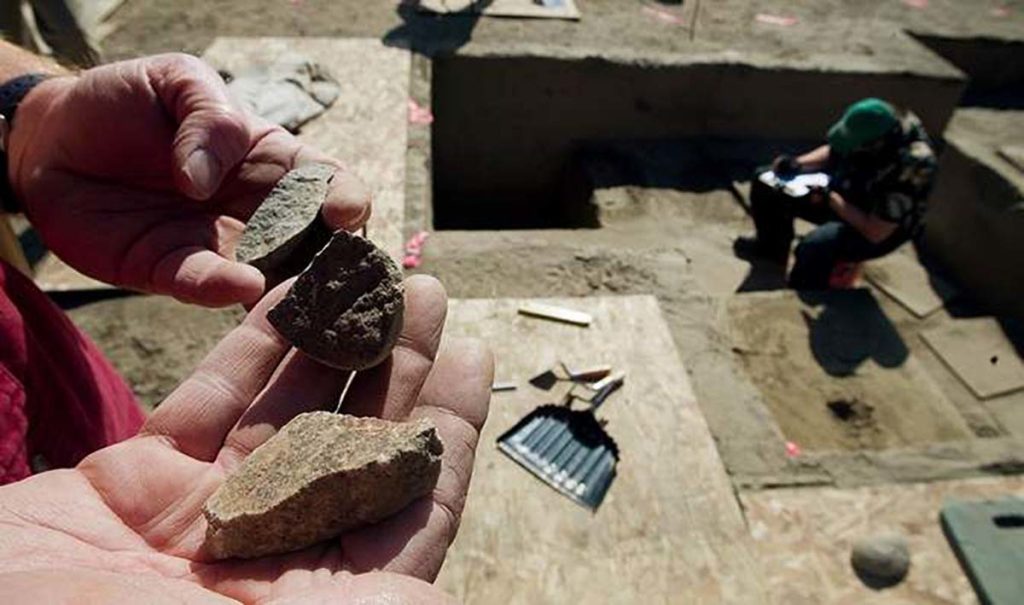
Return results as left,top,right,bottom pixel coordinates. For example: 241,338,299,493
497,376,623,510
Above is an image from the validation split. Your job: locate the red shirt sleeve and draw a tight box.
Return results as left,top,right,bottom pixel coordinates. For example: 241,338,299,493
0,260,144,484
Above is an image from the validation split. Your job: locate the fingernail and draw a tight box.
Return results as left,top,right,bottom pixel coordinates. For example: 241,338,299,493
240,262,266,295
185,148,221,198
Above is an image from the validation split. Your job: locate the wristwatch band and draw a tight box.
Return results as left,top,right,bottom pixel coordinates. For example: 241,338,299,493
1,73,52,213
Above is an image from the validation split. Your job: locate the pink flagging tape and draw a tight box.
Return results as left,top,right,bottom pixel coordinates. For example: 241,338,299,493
402,230,431,269
405,230,430,252
408,99,434,126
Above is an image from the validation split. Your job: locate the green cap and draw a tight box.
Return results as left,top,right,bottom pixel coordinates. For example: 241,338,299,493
827,98,899,155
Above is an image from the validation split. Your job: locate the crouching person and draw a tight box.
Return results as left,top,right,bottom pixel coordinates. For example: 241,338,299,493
735,98,938,289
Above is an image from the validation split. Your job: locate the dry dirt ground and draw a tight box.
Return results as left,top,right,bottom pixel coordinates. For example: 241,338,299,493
64,1,1024,484
25,1,1021,600
101,0,1022,64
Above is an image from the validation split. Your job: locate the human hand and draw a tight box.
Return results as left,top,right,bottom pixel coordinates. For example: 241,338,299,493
7,53,370,306
0,275,492,603
771,154,800,176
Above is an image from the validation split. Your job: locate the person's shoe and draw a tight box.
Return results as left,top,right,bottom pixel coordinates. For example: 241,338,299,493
732,236,788,265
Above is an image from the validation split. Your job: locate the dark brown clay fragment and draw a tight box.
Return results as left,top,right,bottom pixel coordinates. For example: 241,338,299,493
236,163,335,291
203,412,443,560
268,230,404,370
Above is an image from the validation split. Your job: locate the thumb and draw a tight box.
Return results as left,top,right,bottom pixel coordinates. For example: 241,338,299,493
148,54,251,200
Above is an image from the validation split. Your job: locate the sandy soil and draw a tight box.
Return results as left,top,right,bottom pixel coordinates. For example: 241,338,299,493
69,298,242,410
57,0,1024,488
101,0,1023,65
66,150,1018,486
728,289,973,451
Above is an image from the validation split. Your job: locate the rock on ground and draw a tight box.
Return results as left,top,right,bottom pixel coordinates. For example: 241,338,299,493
268,230,404,370
203,412,443,560
850,531,911,587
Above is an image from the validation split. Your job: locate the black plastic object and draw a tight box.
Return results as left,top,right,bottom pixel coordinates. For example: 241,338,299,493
497,378,623,510
941,496,1024,605
528,368,559,390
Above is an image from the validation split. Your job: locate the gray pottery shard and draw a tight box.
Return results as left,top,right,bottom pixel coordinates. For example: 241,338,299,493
268,230,404,371
237,163,336,291
203,412,443,560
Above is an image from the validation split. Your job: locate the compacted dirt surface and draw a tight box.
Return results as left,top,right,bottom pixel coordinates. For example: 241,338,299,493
38,4,1024,601
61,0,1024,487
102,0,1022,64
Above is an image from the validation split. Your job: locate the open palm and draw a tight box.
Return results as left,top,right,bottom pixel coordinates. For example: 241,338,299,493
7,53,370,307
0,276,492,603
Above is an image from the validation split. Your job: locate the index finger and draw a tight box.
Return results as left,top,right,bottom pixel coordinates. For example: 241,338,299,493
142,279,294,461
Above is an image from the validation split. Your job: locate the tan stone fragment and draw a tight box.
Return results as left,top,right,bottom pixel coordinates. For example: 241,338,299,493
203,412,442,560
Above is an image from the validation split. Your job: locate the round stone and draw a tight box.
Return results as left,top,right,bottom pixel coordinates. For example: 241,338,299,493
850,532,911,587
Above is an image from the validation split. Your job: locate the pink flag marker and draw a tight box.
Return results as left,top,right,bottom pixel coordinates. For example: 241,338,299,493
402,254,422,269
401,230,431,268
408,99,434,126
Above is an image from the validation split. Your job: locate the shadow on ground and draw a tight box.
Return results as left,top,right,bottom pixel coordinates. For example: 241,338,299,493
382,0,490,55
735,259,788,293
798,289,909,377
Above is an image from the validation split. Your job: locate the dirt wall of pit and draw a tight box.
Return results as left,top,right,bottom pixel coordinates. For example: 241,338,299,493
433,55,965,217
912,34,1024,96
925,140,1024,317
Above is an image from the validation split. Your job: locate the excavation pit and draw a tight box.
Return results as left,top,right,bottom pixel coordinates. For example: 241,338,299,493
429,52,963,231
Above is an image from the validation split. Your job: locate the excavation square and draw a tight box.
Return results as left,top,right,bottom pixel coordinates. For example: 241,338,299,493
728,290,972,451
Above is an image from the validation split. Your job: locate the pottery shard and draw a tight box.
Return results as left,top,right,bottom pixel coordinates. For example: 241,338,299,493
203,412,442,560
236,163,335,291
268,230,404,370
